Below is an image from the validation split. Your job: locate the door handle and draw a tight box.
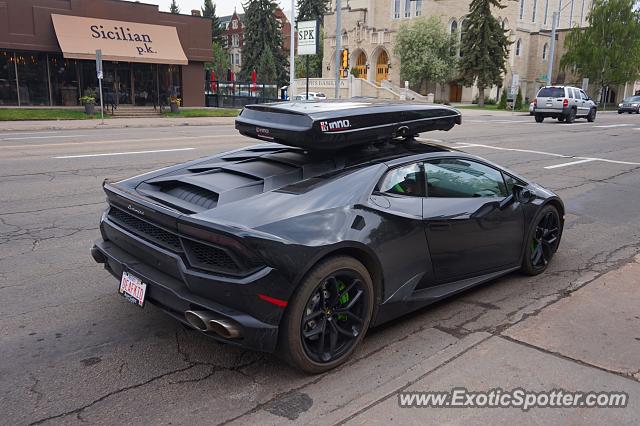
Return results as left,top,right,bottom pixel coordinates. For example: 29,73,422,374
428,222,451,231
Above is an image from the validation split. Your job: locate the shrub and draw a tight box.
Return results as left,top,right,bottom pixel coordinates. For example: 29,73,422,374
514,88,523,110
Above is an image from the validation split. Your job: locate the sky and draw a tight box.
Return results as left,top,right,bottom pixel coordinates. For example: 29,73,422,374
137,0,291,18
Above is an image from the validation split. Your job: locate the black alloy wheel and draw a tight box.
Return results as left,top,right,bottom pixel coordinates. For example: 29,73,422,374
278,256,374,373
557,116,565,122
300,272,367,364
522,205,561,275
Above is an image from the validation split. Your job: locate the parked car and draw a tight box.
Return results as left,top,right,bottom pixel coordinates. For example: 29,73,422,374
92,102,564,373
617,95,640,114
295,92,327,101
533,85,597,123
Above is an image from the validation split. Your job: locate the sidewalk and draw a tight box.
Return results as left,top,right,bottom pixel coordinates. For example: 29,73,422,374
0,116,237,132
233,255,640,425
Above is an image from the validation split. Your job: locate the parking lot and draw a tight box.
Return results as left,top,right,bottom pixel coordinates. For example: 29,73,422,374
1,109,639,425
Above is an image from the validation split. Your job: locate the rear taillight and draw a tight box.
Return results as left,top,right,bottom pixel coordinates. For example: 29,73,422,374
563,99,569,107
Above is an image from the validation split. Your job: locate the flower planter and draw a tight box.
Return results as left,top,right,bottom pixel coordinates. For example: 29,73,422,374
170,102,179,113
84,103,95,115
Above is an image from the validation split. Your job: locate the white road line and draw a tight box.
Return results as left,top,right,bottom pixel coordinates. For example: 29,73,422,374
1,134,236,149
1,134,89,141
453,143,640,167
54,148,196,159
0,131,71,136
593,124,632,128
544,159,596,169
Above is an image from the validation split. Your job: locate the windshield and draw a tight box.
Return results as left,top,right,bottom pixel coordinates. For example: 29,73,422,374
623,96,640,103
537,87,565,98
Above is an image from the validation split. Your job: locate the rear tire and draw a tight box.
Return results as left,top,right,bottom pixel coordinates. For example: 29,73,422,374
565,108,576,124
522,205,562,276
535,114,544,123
587,108,596,122
278,256,374,374
557,116,565,122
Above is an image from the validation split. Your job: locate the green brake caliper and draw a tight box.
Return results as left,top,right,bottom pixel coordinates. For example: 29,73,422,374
337,280,349,321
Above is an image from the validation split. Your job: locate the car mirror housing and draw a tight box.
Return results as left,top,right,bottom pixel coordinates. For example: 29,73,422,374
513,184,535,204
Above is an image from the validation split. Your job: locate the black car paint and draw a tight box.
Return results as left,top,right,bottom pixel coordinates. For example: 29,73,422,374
92,137,563,353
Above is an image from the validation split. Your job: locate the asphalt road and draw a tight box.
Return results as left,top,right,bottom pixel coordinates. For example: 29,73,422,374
1,110,639,425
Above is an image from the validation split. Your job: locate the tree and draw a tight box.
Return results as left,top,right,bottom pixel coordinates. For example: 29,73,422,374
257,48,278,84
497,88,508,109
560,0,640,104
459,0,511,106
169,0,180,14
202,0,223,42
295,0,329,78
394,17,458,90
241,0,288,84
514,87,523,110
206,41,231,82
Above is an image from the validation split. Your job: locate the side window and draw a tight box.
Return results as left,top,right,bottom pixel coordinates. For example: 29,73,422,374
378,163,424,196
425,159,508,198
503,173,525,194
568,88,575,99
580,90,588,100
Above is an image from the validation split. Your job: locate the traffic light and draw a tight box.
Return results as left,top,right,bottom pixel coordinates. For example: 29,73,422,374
341,48,349,70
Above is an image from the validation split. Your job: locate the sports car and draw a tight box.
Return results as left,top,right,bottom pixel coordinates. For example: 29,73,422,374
91,102,564,373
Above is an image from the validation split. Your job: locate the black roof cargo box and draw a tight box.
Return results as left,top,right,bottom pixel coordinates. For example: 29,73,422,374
235,101,461,151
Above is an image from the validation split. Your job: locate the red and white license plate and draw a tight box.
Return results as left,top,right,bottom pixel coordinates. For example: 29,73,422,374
119,271,147,307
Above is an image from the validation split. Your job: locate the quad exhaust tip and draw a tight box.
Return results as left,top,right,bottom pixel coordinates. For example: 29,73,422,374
184,310,241,339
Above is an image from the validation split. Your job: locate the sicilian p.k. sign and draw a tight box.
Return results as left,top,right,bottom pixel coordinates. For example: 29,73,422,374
51,14,188,65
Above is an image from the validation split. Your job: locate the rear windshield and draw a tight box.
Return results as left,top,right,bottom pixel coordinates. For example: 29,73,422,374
537,87,565,98
623,96,640,103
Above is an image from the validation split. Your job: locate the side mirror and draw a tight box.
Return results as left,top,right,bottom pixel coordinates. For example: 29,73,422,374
513,184,535,204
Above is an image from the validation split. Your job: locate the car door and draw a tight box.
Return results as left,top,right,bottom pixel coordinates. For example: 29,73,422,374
422,158,526,283
369,162,436,294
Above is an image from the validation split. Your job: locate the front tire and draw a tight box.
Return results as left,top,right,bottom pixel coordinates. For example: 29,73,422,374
278,256,374,373
535,114,544,123
522,205,562,276
587,108,596,122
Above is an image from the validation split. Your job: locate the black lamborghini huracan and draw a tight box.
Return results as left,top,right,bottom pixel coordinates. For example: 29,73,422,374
91,102,564,373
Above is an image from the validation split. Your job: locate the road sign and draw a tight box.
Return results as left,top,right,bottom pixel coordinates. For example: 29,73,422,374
96,49,103,78
297,20,319,56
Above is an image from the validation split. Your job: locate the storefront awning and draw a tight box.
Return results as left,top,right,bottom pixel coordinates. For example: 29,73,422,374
51,14,188,65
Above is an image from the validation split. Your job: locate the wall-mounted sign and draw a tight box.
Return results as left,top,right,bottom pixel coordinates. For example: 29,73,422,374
297,20,319,56
51,14,188,65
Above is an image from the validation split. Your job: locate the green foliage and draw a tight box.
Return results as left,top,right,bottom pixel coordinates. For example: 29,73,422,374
560,0,640,101
206,41,230,80
459,0,511,106
257,48,278,84
514,88,523,110
169,0,180,14
202,0,223,42
497,88,508,109
296,0,328,21
394,17,458,89
241,0,288,84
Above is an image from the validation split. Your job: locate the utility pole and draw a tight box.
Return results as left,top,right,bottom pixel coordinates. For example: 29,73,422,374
334,0,342,99
546,12,559,86
289,0,296,99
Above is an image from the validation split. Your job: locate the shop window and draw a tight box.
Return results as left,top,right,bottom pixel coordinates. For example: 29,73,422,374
0,50,18,106
49,55,79,106
15,52,49,106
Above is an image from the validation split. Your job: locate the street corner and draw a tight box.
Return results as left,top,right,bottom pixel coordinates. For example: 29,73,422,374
504,254,640,378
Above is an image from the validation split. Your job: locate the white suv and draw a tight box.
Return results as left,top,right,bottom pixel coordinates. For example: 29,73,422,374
534,86,597,123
